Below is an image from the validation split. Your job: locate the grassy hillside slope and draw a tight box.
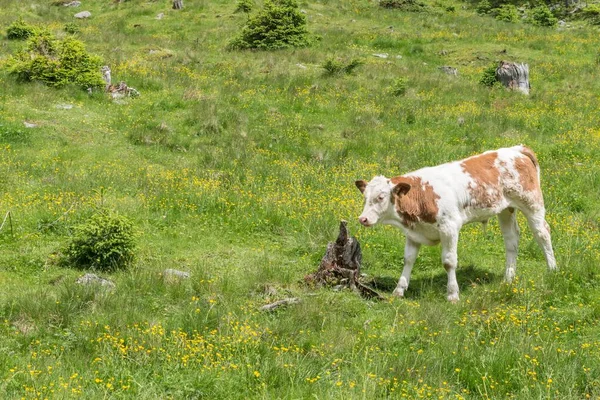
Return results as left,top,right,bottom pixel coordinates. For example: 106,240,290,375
1,0,600,398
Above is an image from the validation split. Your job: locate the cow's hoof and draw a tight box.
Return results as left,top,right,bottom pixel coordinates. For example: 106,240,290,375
392,288,405,298
447,293,459,303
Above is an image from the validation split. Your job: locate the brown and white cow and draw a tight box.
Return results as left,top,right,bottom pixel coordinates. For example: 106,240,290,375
355,145,556,302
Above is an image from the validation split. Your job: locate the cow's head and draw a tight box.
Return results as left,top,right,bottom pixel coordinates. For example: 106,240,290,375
355,176,395,227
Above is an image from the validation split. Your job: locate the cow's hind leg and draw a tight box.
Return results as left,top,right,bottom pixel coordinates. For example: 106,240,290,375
440,226,460,303
393,238,420,297
498,208,520,282
525,209,557,271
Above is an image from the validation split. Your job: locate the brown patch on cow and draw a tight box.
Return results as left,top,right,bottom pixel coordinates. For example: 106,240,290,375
355,180,367,194
460,152,502,208
514,156,539,193
391,176,440,225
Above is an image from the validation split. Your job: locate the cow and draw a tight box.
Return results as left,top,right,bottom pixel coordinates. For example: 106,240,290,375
355,145,557,302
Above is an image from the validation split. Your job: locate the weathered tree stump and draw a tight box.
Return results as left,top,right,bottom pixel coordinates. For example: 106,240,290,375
305,221,382,300
172,0,183,9
496,61,530,95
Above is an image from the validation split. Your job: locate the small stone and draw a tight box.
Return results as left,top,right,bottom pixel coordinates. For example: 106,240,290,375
163,268,190,282
74,11,91,19
439,66,458,76
76,273,116,289
296,63,307,69
457,117,465,126
372,53,388,59
64,1,81,6
156,13,165,20
56,104,73,110
300,9,307,13
24,122,37,128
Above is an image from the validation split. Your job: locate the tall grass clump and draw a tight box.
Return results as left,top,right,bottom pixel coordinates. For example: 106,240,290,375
379,0,426,11
60,210,137,272
228,0,312,50
321,57,362,76
6,32,104,89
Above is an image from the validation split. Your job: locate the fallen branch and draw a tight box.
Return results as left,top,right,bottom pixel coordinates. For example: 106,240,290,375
260,297,301,311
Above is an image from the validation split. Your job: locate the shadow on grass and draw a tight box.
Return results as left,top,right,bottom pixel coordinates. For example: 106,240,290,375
368,264,501,299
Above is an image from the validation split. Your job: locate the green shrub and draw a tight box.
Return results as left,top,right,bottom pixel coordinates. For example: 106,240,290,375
476,0,492,15
530,5,557,27
235,0,255,13
61,210,137,272
7,32,104,89
494,4,519,22
390,77,408,96
581,4,600,25
6,17,37,40
64,22,80,34
379,0,426,12
479,63,499,87
228,0,311,50
321,57,362,76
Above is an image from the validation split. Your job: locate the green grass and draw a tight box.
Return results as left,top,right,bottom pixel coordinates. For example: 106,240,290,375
1,0,600,398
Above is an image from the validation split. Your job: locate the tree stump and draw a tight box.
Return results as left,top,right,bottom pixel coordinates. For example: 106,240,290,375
305,221,382,299
496,61,530,95
172,0,183,9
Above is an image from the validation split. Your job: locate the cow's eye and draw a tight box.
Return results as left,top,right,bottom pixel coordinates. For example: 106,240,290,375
377,193,386,201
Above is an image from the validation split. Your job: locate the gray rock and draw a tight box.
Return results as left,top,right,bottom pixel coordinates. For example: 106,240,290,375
76,273,116,289
156,13,164,20
163,269,190,282
74,11,91,19
55,104,74,110
23,121,37,128
64,1,81,6
439,66,458,76
372,53,388,59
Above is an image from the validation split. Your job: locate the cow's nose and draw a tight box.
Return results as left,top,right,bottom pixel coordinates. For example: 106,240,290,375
359,217,369,226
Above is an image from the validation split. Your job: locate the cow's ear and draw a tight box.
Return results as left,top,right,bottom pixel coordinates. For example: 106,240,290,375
392,182,411,197
355,180,367,194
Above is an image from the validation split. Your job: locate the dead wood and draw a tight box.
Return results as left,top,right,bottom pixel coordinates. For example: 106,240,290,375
305,221,383,300
496,61,530,95
260,297,301,311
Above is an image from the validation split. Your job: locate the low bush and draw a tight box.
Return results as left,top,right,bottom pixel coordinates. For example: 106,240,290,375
6,17,37,40
7,32,104,89
479,63,499,87
228,0,311,50
60,210,137,272
379,0,427,12
235,0,255,13
494,4,519,22
530,5,558,27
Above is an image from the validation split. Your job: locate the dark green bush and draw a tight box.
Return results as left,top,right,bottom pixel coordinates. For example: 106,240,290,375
6,17,37,40
64,22,80,34
531,5,557,26
7,32,104,89
235,0,255,13
479,63,499,87
61,210,137,272
380,0,426,12
476,0,492,15
494,4,519,22
228,0,311,50
581,4,600,25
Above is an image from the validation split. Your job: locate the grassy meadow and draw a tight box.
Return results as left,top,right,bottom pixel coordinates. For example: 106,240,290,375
1,0,600,398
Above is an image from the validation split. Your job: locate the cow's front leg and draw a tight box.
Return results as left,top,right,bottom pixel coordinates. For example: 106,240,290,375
440,227,460,303
393,238,421,297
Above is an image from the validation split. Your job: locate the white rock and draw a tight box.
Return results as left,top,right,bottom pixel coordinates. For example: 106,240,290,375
24,122,37,128
76,273,116,289
372,53,388,59
56,104,74,110
64,1,81,6
156,13,164,20
74,11,91,19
